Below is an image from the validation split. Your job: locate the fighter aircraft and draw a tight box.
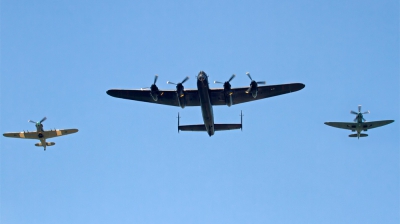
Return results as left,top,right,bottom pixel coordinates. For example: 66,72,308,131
3,117,78,150
107,71,305,136
324,105,394,139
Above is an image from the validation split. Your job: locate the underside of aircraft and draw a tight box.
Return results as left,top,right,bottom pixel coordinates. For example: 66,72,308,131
107,71,305,136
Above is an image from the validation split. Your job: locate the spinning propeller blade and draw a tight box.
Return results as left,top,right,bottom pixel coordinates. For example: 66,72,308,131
214,74,236,85
245,87,252,94
141,75,159,90
153,75,158,85
181,76,189,84
246,72,266,85
28,117,46,124
228,74,236,82
246,72,253,81
351,105,369,122
167,76,190,85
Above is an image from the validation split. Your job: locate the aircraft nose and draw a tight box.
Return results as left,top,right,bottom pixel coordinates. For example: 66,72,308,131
198,74,205,81
198,76,204,81
198,71,207,81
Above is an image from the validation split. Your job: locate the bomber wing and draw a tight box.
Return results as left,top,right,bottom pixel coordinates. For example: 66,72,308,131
324,120,394,130
106,89,201,106
107,83,304,106
210,83,305,105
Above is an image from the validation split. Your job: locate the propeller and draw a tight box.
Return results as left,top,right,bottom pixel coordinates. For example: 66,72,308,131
28,117,47,126
167,76,190,98
167,76,189,86
141,75,159,90
350,105,370,122
214,74,236,84
214,74,236,95
167,76,190,106
245,72,266,98
28,117,46,124
140,75,161,101
246,72,266,85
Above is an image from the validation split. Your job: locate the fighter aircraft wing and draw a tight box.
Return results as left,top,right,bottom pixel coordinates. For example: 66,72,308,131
106,89,201,106
324,122,358,130
210,83,305,105
3,132,40,139
324,120,394,130
43,129,79,139
3,129,78,139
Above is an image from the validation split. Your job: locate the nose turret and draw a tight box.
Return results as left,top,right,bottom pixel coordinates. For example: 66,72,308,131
198,71,208,82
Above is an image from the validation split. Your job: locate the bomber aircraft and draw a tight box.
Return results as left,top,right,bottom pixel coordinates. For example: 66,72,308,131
324,105,394,139
3,117,78,150
107,71,305,136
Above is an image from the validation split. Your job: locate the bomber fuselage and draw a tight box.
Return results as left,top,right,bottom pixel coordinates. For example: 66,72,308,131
197,71,215,136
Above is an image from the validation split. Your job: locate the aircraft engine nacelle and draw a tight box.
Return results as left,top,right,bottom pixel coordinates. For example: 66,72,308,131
167,76,189,109
223,82,233,107
150,84,160,101
224,94,233,107
214,74,236,106
177,94,186,108
245,81,258,98
35,142,55,147
245,73,265,99
249,85,258,98
176,84,186,108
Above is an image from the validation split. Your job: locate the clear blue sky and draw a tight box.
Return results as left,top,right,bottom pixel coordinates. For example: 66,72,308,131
1,0,399,223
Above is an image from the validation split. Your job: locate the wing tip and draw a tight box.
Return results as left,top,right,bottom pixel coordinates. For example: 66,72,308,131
289,83,306,92
106,89,114,96
297,83,306,91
